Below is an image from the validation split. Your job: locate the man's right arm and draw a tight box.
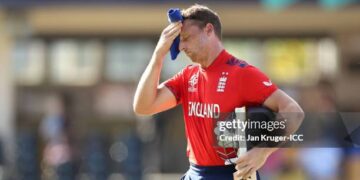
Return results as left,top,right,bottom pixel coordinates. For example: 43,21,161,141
133,22,182,116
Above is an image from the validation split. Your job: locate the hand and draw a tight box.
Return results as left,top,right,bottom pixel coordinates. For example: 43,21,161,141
234,148,273,179
154,22,182,58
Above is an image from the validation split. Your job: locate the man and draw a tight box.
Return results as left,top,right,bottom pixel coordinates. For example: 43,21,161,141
133,4,304,180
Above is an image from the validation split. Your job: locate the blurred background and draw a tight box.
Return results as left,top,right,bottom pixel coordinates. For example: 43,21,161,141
0,0,360,180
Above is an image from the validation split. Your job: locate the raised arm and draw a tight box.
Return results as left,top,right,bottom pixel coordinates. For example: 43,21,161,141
133,22,182,116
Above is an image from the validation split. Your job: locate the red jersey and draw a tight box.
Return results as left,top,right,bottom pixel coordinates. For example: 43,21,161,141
164,50,277,166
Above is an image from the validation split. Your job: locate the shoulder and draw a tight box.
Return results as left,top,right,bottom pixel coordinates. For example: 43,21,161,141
222,54,255,75
223,55,266,79
222,53,260,73
225,56,249,68
241,65,266,75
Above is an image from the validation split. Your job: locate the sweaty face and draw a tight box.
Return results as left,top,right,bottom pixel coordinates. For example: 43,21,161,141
179,20,209,63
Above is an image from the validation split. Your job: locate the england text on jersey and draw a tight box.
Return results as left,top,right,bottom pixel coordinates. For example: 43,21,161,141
188,101,220,118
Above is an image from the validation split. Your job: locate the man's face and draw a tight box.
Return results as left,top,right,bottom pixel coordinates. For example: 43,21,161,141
179,20,209,63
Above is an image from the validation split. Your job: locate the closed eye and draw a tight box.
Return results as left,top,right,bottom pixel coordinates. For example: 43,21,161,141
181,35,189,42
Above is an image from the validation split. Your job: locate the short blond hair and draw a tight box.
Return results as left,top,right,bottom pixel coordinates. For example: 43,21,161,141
182,4,222,40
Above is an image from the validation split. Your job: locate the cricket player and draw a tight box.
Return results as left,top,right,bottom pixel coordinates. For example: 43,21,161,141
133,4,304,180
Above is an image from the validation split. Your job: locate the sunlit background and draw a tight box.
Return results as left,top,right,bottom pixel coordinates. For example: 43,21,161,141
0,0,360,180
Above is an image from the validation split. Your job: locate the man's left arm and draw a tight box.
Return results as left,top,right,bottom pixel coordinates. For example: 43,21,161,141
234,89,304,179
263,89,305,136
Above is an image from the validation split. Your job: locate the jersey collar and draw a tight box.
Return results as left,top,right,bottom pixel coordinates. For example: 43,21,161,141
200,49,231,72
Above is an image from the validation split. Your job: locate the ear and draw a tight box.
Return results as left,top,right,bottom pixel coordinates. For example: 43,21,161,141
204,23,214,36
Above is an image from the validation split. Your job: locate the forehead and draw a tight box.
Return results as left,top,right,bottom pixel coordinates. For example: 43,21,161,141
180,19,202,36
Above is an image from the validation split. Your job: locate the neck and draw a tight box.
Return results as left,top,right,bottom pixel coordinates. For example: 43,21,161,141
199,41,224,68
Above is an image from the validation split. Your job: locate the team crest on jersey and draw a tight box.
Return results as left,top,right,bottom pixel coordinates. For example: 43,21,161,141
188,73,198,92
217,72,228,92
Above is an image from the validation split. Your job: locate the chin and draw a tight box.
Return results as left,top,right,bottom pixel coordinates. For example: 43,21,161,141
189,57,199,63
186,54,196,62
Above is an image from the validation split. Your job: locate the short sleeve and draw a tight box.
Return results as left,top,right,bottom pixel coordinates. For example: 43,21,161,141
162,67,186,104
242,65,277,105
